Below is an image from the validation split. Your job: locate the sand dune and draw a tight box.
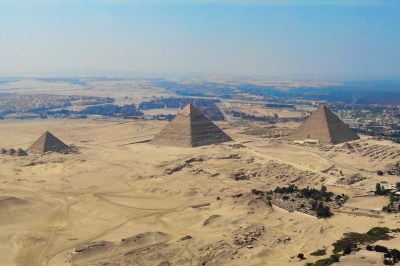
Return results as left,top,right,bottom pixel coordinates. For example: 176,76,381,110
0,119,399,265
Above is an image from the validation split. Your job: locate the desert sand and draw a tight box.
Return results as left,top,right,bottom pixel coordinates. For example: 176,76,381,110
0,118,399,266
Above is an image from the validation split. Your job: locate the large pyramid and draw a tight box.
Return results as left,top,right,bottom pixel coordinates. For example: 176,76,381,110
151,104,232,147
28,131,69,153
288,105,360,144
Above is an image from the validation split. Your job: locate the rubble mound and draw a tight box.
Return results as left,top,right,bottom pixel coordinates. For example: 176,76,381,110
385,162,400,176
242,126,293,139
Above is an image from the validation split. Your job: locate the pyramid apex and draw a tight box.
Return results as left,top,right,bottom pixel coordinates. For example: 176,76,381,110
315,105,332,115
180,103,202,116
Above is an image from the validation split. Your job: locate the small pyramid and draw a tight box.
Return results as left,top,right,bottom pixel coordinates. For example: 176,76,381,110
7,148,16,155
28,131,69,153
15,148,28,156
341,143,354,150
151,104,232,147
288,105,360,144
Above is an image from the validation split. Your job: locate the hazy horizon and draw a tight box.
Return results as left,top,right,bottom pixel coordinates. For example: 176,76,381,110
1,0,400,79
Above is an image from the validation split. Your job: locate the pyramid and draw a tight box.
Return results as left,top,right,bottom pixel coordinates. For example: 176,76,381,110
151,104,232,147
7,148,16,155
341,143,355,150
28,131,69,153
15,148,28,156
288,105,360,144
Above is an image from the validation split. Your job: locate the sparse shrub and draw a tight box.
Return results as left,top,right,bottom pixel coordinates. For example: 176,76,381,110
375,183,391,196
295,193,303,198
366,245,373,251
316,202,332,218
274,184,298,194
325,197,332,202
251,189,264,196
377,170,384,176
367,227,390,237
310,255,340,266
343,245,352,255
389,194,395,203
374,245,389,253
310,249,326,256
391,248,400,259
383,258,392,265
299,187,333,201
330,254,340,262
297,253,305,260
310,199,318,210
332,229,392,254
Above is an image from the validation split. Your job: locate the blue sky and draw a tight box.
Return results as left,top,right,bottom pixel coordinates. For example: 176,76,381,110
1,0,399,79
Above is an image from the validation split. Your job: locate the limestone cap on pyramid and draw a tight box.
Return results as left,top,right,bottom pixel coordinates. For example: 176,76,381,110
27,131,69,153
151,103,232,147
288,105,360,145
180,103,203,117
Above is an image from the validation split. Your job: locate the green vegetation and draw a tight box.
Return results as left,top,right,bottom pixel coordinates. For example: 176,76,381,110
379,182,400,213
383,195,400,213
310,249,327,256
273,184,343,203
373,245,389,253
307,227,399,265
375,183,391,196
306,254,341,266
271,185,338,218
315,201,332,218
272,185,342,218
297,253,306,260
80,104,143,117
367,227,390,237
274,185,333,201
368,245,400,264
332,228,392,254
